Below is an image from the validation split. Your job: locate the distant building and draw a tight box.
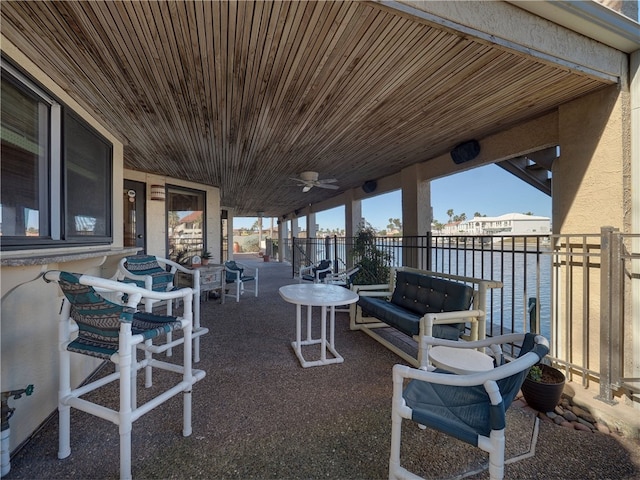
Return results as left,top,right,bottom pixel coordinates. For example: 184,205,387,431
458,213,551,235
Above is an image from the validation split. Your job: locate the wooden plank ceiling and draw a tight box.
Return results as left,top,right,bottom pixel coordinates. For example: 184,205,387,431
1,0,611,217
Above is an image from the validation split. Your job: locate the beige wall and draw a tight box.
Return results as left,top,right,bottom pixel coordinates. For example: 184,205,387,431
554,85,628,233
122,169,222,266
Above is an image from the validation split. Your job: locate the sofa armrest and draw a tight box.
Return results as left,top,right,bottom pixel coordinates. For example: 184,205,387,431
421,309,484,341
353,284,391,294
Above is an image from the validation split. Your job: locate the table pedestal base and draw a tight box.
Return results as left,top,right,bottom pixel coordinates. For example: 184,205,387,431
291,339,344,368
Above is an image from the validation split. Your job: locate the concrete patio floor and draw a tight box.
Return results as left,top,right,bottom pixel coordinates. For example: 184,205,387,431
5,254,640,479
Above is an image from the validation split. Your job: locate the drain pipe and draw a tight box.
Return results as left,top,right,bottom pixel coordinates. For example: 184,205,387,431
1,385,34,477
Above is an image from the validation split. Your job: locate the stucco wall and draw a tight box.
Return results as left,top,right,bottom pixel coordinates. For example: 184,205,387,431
554,84,628,233
122,169,222,266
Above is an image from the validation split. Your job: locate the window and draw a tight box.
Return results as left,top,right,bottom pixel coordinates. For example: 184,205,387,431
1,60,112,249
64,112,111,239
167,186,205,262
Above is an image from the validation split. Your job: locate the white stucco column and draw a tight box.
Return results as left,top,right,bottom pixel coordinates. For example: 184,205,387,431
278,218,288,263
401,165,432,236
307,212,317,238
401,165,432,268
226,211,234,260
345,192,362,239
630,49,640,390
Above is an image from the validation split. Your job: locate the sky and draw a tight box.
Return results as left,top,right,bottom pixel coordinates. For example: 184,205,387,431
234,163,551,231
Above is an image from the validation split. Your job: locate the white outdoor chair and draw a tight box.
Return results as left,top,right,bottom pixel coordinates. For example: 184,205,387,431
323,264,360,288
116,254,208,363
43,271,206,480
389,333,549,480
298,259,332,283
224,260,258,302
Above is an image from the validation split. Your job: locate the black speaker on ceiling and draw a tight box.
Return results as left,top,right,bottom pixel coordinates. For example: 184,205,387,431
451,140,481,164
362,180,377,193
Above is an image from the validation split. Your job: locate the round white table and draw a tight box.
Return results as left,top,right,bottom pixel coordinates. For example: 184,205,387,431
429,345,495,374
279,283,359,368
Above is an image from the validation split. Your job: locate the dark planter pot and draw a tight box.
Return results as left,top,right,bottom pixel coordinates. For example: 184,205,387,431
521,364,566,413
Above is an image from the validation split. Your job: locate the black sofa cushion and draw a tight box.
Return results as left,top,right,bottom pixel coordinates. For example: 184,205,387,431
391,271,473,316
358,296,462,339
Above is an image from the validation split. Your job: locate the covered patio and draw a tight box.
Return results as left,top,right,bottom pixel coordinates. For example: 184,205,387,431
6,255,640,480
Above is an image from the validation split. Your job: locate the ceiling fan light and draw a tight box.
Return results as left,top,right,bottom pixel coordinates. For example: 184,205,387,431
299,171,319,182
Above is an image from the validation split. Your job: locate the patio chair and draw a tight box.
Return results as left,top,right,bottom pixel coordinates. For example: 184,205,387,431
298,259,332,283
323,264,360,288
389,333,549,480
224,260,258,302
323,265,360,312
117,254,208,363
43,271,206,480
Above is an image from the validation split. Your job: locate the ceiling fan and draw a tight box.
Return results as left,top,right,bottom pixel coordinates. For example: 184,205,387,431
290,171,339,193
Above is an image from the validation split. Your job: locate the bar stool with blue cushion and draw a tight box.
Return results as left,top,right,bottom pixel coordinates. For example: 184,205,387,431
117,254,208,364
43,271,206,480
224,260,258,302
389,333,549,480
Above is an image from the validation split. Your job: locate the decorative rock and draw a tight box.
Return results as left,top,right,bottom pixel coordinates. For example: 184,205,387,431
574,422,593,433
573,406,596,424
577,418,595,430
539,413,555,423
554,405,565,415
560,421,575,429
596,423,610,435
546,411,558,420
553,416,565,425
562,410,578,422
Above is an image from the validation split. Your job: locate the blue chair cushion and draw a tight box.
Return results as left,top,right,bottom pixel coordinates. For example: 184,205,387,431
123,255,174,292
225,261,255,284
58,272,182,360
315,260,331,280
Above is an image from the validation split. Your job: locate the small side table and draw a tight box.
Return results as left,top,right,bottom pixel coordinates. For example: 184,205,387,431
429,345,495,374
177,264,225,303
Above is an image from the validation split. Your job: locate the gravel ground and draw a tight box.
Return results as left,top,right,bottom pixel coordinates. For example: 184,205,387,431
6,255,640,480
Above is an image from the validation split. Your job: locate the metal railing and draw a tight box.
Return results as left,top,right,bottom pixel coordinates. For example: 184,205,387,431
284,229,640,405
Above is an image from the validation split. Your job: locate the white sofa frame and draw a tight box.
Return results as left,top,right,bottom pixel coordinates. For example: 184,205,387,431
350,267,503,368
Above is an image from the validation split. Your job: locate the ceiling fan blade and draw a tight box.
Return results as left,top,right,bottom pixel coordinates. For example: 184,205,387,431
317,178,338,183
302,185,313,193
316,183,339,190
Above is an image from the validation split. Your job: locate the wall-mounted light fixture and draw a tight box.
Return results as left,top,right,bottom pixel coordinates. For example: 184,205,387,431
150,184,166,201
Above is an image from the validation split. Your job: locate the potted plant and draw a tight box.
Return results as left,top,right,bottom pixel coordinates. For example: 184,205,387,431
521,363,566,413
201,250,212,266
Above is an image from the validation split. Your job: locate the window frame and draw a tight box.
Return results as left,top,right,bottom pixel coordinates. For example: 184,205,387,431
1,58,113,250
165,185,207,261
